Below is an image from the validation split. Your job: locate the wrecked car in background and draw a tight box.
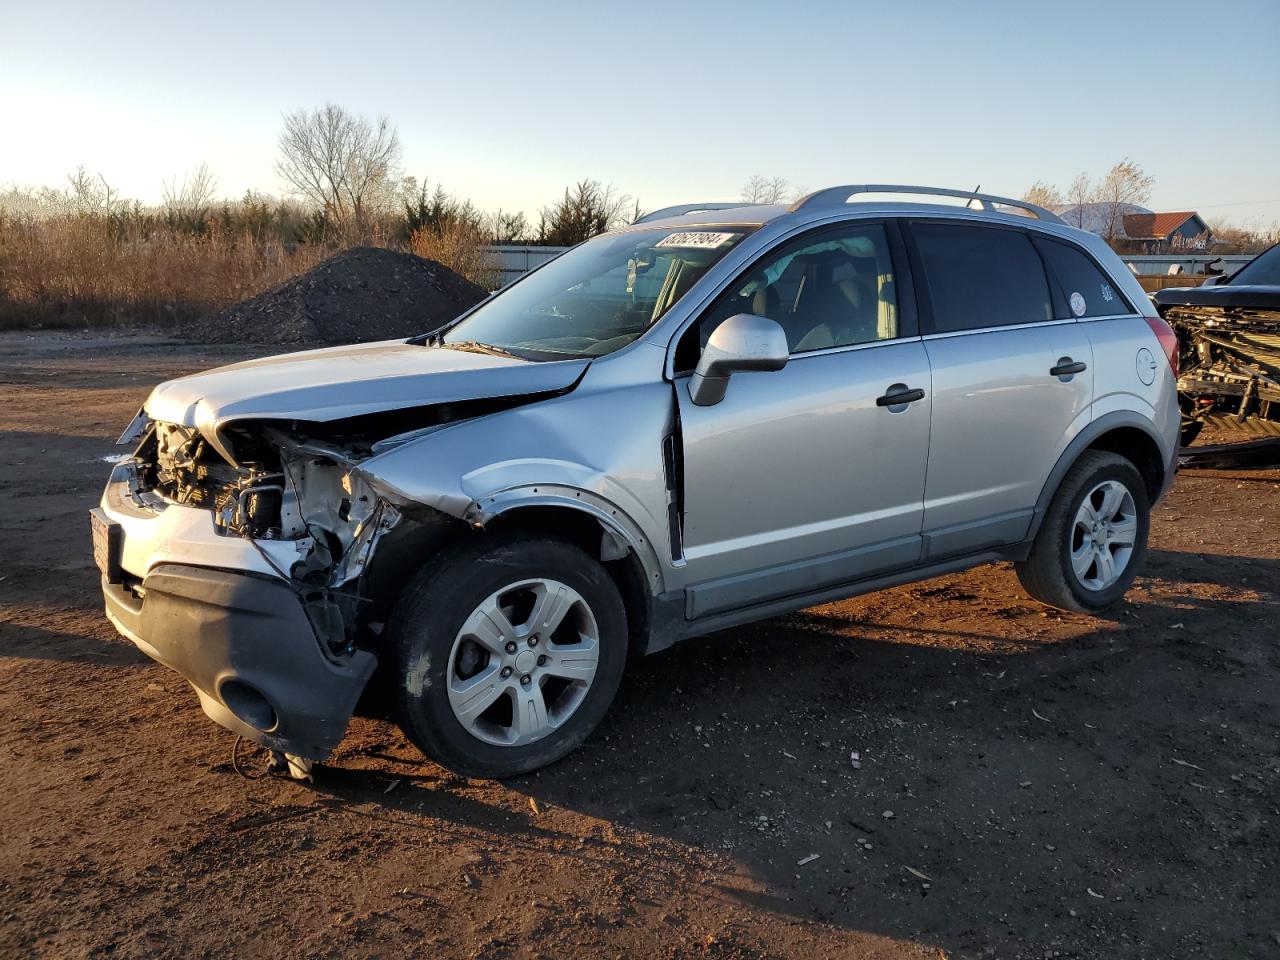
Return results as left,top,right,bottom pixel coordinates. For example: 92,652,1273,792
93,184,1180,780
1155,242,1280,466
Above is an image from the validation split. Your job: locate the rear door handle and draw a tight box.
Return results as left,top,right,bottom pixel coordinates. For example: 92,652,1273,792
876,385,926,407
1050,358,1087,377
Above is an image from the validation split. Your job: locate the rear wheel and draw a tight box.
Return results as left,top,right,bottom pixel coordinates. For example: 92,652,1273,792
1016,450,1150,613
387,535,627,778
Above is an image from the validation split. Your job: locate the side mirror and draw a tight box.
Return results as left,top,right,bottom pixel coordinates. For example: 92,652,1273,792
689,313,789,406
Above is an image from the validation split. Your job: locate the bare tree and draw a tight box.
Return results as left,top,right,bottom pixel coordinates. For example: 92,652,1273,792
490,209,529,244
1064,173,1092,228
275,103,402,237
1021,180,1062,210
65,166,121,216
162,163,218,224
741,175,790,204
1092,159,1153,245
537,180,633,246
1205,216,1279,255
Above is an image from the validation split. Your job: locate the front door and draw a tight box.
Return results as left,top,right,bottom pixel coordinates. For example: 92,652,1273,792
672,220,932,618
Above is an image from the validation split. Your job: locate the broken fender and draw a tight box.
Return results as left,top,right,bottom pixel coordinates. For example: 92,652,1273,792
352,380,677,591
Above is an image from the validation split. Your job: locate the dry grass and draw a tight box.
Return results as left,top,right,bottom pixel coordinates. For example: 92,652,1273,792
0,217,332,330
0,216,335,330
409,221,500,290
0,214,499,331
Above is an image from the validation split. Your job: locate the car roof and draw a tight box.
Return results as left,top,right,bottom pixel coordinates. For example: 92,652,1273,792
631,201,1052,230
617,186,1148,313
626,184,1068,234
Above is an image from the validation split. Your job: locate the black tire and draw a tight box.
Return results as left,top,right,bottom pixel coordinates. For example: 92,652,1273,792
1015,450,1150,613
386,534,627,779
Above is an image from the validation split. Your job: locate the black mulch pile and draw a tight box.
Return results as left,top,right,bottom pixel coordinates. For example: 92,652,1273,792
185,246,489,345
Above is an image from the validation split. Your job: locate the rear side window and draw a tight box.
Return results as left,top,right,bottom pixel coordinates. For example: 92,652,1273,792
911,222,1052,333
1034,237,1130,318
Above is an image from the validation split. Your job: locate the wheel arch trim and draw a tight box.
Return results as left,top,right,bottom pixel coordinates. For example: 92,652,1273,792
467,486,667,595
1027,411,1171,542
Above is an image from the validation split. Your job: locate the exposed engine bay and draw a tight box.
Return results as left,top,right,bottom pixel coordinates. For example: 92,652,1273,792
143,419,394,568
149,422,294,537
116,418,408,660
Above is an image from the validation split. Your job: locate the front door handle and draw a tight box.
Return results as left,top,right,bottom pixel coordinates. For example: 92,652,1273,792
1050,358,1087,377
876,385,926,407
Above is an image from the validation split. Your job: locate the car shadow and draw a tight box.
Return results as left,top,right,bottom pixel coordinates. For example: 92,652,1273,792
0,619,150,667
321,548,1280,956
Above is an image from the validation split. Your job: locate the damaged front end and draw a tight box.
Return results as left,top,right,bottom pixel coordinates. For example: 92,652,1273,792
100,410,491,762
99,385,570,761
97,339,598,764
136,418,405,653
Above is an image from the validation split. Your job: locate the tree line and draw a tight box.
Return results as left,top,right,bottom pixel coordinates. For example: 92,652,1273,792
1023,161,1275,254
3,107,1274,332
0,103,651,329
0,104,638,251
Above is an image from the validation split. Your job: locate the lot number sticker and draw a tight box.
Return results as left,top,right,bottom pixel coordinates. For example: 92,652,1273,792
656,232,738,249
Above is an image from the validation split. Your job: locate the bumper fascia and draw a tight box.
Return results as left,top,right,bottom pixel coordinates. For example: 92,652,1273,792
104,564,375,759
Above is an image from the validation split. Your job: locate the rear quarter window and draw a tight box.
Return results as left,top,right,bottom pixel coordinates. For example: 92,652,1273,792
1034,237,1131,318
910,222,1053,333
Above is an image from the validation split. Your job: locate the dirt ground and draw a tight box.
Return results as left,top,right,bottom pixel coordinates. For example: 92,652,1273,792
1,331,1277,960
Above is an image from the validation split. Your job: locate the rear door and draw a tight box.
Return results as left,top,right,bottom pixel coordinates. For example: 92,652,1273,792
904,220,1094,559
1031,235,1158,430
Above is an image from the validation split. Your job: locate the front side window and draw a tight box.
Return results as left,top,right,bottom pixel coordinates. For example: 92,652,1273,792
687,222,901,358
911,222,1052,333
441,226,755,360
1035,237,1131,318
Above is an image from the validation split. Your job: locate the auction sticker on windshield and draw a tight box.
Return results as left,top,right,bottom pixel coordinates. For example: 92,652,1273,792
655,232,740,249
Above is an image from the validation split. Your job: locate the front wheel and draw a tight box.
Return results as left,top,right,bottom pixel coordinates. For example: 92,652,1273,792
387,536,627,779
1015,450,1151,613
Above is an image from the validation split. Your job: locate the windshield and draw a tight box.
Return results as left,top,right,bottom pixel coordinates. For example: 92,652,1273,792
440,226,756,359
1227,243,1280,286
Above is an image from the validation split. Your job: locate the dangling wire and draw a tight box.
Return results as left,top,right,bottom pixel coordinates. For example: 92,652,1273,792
231,735,267,780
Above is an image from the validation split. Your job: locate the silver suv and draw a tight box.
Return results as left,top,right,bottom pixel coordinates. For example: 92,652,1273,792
93,185,1181,778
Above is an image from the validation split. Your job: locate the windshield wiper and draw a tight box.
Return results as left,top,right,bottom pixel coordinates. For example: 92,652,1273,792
439,339,523,359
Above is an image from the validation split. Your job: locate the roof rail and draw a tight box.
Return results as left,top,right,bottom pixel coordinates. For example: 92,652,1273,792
632,202,753,224
789,184,1064,225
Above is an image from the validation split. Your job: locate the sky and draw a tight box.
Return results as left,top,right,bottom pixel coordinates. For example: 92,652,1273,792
3,0,1279,225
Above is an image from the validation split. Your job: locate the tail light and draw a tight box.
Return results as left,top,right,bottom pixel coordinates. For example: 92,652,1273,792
1145,316,1179,379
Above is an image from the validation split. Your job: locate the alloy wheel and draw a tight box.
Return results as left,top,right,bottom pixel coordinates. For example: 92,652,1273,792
1070,480,1138,592
446,578,600,747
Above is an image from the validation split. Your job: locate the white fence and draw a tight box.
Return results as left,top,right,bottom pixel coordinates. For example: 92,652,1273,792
1123,254,1254,277
485,245,570,286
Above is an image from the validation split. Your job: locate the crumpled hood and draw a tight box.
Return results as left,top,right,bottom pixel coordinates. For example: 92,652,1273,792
145,338,589,437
